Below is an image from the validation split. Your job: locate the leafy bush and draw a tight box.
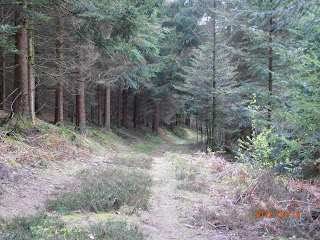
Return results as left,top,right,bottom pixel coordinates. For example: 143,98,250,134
46,167,152,213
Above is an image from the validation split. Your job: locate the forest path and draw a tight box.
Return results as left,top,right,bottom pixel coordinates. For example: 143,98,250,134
139,144,208,240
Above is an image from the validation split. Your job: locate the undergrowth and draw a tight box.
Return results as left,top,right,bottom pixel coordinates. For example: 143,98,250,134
46,167,152,213
114,154,153,169
175,160,208,193
0,213,144,240
132,142,162,154
189,153,320,239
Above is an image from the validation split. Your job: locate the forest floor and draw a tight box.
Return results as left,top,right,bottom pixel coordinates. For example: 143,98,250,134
0,119,319,239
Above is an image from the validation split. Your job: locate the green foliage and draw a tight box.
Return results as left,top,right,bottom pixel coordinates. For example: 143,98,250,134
148,0,207,113
0,25,20,53
70,0,163,91
46,167,152,213
237,127,274,167
0,214,144,240
237,97,293,171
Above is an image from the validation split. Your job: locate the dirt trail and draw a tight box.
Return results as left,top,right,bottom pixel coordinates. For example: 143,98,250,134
0,154,113,218
140,146,208,240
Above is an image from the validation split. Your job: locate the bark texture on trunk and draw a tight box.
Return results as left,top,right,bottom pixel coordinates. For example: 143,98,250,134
27,12,35,123
97,85,103,126
13,1,29,117
211,0,217,151
152,101,160,131
35,77,41,115
104,85,110,129
268,0,273,125
0,2,4,111
76,48,85,128
54,16,64,124
121,89,128,127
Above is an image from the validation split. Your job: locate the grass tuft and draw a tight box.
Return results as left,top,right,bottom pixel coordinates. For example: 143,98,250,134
0,213,145,240
46,167,152,214
175,163,207,193
115,154,153,170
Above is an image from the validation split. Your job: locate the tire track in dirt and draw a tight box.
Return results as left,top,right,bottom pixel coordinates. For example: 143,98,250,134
140,145,208,240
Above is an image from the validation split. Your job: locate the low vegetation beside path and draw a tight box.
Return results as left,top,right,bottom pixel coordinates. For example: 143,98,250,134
1,121,320,239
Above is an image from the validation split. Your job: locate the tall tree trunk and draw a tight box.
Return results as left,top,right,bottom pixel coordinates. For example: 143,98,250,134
69,98,74,124
104,85,110,129
13,1,29,117
133,94,138,128
97,84,103,126
54,16,64,124
76,48,85,128
0,1,4,111
27,8,35,124
268,0,273,125
0,50,5,111
35,77,41,115
200,121,203,144
117,86,121,127
152,101,160,131
196,120,198,142
121,89,128,127
211,0,217,151
34,77,41,116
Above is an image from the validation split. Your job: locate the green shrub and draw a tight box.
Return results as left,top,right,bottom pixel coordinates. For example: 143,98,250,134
0,214,145,240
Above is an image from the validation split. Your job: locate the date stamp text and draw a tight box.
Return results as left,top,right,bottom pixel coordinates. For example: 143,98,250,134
255,211,300,219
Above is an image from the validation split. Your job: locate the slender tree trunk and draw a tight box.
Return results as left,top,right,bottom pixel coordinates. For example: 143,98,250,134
268,0,273,125
69,98,74,124
121,89,128,127
35,77,41,115
133,94,138,128
211,0,217,151
54,16,64,124
176,114,178,126
13,1,29,117
0,1,4,111
0,50,5,111
97,85,103,126
200,122,203,144
152,101,160,131
76,48,85,128
196,120,198,142
27,8,35,124
117,86,121,127
104,85,110,129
